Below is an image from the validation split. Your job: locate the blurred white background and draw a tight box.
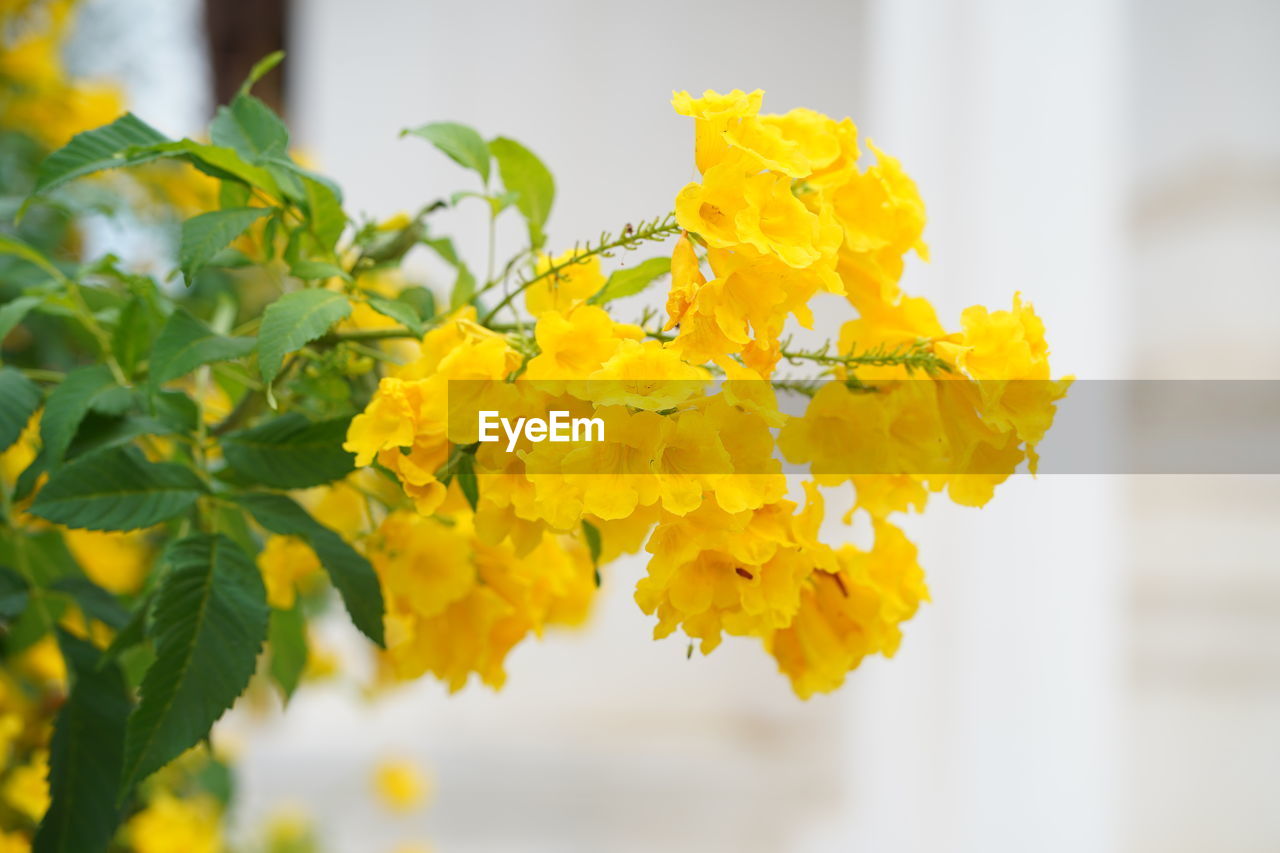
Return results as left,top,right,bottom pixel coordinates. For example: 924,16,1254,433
74,0,1280,850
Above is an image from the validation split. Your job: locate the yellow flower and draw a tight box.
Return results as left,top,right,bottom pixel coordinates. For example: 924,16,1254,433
586,339,708,410
1,750,49,822
767,519,928,698
373,759,429,812
525,250,605,317
663,233,703,332
524,306,641,384
62,528,152,594
524,406,663,522
125,794,223,853
671,88,764,173
935,293,1073,447
371,511,594,691
636,485,834,653
256,535,321,610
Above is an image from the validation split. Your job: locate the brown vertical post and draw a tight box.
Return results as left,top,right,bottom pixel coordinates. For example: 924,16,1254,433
204,0,288,114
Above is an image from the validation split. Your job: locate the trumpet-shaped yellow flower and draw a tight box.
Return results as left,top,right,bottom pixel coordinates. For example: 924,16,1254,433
767,520,928,698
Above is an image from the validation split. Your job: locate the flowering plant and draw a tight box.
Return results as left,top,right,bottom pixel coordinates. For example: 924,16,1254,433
0,11,1067,850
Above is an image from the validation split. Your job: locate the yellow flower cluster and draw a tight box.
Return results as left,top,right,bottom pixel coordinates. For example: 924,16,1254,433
341,89,1069,698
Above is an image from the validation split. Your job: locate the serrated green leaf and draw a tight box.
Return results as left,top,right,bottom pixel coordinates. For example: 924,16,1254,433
268,604,308,702
211,94,289,164
257,290,352,384
289,260,349,282
404,122,491,184
34,632,132,853
179,207,273,286
33,113,170,195
39,365,120,466
592,256,671,305
235,492,384,646
149,309,256,388
221,413,355,488
455,451,479,511
29,446,206,531
120,534,267,792
489,136,554,249
0,367,41,452
363,294,423,335
0,294,43,340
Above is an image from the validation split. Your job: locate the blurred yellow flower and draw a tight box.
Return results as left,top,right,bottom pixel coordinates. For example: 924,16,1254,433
256,535,322,610
373,759,428,813
1,750,49,822
126,794,222,853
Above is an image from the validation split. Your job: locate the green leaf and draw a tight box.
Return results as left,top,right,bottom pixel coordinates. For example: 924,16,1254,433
239,50,285,96
257,289,352,385
289,260,349,282
235,492,384,646
33,113,170,195
211,94,289,164
0,294,43,340
362,294,423,335
581,519,602,566
120,534,267,792
221,413,355,488
39,365,120,466
111,295,159,378
456,451,479,511
179,207,273,286
591,256,671,305
403,122,491,184
129,140,281,196
0,367,41,452
396,286,436,322
29,446,207,531
0,233,68,281
489,136,554,249
34,632,132,853
148,309,256,387
268,604,308,702
301,175,346,252
218,178,252,209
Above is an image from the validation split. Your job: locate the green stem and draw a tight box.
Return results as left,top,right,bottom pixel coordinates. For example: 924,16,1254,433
479,212,680,326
